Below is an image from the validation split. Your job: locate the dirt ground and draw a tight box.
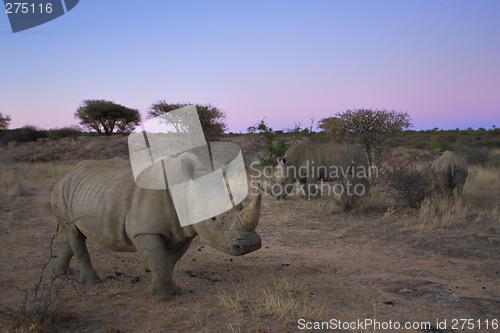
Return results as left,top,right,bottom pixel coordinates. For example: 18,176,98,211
0,139,499,333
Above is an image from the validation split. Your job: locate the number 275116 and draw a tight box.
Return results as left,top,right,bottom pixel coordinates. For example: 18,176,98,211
5,2,53,14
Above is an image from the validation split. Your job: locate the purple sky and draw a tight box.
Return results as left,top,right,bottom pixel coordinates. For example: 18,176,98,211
1,1,499,133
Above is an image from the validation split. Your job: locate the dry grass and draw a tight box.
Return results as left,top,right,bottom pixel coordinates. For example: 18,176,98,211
1,149,498,331
261,278,310,321
0,162,80,333
418,197,469,229
467,165,500,190
0,162,76,239
0,162,76,190
414,164,500,231
5,279,78,333
0,164,16,188
465,165,500,223
490,202,500,223
217,277,322,329
0,230,81,333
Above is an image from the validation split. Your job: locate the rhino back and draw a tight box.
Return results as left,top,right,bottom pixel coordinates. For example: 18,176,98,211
51,159,184,252
450,154,468,186
284,142,361,175
432,151,468,189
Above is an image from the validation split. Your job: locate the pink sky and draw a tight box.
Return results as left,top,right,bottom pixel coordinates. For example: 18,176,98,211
2,1,499,132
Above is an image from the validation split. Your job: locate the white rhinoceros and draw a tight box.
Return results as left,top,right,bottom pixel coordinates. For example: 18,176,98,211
431,151,468,197
51,157,261,300
274,140,370,200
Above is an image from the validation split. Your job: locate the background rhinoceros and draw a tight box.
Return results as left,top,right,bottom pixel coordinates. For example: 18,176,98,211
431,150,468,197
51,157,261,300
274,140,370,200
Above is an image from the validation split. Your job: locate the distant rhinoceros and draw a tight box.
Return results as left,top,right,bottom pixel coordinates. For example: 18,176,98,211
431,151,468,197
51,157,261,300
274,141,370,200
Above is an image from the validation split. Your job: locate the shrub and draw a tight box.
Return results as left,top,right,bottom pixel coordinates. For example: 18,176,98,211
1,230,78,332
413,141,429,150
431,132,457,151
0,126,46,145
45,126,82,140
458,146,490,165
385,158,433,208
248,118,289,166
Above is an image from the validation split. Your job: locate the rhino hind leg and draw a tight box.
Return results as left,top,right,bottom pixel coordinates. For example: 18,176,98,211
134,234,188,301
53,239,74,276
60,224,101,284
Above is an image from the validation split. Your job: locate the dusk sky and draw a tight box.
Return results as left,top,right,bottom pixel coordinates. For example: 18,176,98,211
1,1,499,133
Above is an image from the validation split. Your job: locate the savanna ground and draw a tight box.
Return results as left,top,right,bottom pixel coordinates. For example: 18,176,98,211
0,136,499,332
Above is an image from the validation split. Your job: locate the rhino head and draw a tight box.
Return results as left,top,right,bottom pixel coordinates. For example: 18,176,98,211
192,193,262,255
274,157,295,199
173,153,262,255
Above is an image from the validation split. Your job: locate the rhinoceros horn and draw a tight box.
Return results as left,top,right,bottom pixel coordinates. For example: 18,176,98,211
240,193,261,230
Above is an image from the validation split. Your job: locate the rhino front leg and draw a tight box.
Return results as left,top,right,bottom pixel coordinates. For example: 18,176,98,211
304,178,319,200
134,234,186,301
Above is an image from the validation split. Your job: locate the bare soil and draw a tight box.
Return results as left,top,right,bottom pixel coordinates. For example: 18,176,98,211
0,138,498,333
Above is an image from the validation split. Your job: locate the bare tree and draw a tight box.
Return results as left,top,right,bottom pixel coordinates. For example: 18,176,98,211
0,112,11,130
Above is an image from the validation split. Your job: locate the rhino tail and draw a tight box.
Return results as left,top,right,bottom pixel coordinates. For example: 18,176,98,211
450,159,456,182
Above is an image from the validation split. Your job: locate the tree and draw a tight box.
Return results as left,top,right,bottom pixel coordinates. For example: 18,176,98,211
148,101,227,140
248,118,289,166
317,117,346,143
0,112,11,130
319,109,412,167
286,117,315,137
74,100,140,136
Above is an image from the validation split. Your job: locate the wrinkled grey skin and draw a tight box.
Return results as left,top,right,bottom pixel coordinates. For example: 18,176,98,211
51,158,261,301
275,141,370,199
431,151,468,197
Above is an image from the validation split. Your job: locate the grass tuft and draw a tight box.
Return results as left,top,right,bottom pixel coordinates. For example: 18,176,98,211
418,196,468,229
217,277,322,328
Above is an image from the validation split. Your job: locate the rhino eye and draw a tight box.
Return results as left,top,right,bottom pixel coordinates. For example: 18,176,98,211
211,217,216,221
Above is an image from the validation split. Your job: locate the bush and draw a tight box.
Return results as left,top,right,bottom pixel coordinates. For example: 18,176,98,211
458,146,490,165
248,118,290,166
413,141,429,150
385,158,433,208
45,126,82,140
431,132,457,151
0,126,46,145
